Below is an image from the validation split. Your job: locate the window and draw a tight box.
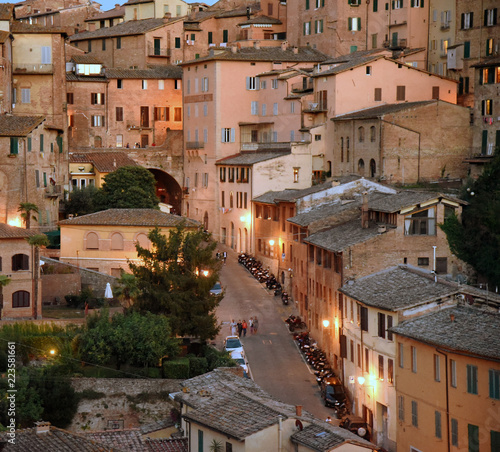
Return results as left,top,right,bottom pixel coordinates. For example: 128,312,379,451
398,396,404,421
378,313,386,338
176,5,181,15
40,134,44,153
142,80,147,90
450,359,457,387
66,92,74,104
303,21,311,35
116,107,123,121
396,85,406,100
116,79,123,89
12,254,29,271
201,77,209,92
399,343,404,368
175,37,181,48
411,346,417,373
226,442,233,452
273,103,278,115
223,29,228,43
251,101,259,115
116,36,121,49
91,115,105,127
378,355,384,379
388,359,394,384
467,365,478,394
154,107,169,121
434,354,441,381
221,128,235,143
411,0,423,7
272,79,278,89
358,126,365,143
315,19,324,33
360,306,368,331
468,424,479,452
12,290,30,308
404,207,436,236
9,137,18,155
364,347,370,372
316,0,325,6
305,0,310,10
246,76,259,90
293,167,299,183
21,88,30,104
198,429,203,452
111,233,124,250
348,17,361,31
486,38,494,56
489,369,500,399
461,12,473,29
411,401,418,427
451,419,458,446
435,411,442,439
174,108,182,121
86,232,99,249
91,93,105,105
393,0,403,9
432,86,440,100
374,88,382,101
485,8,498,27
482,99,493,116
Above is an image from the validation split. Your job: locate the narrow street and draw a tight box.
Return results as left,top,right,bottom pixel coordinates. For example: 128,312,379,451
215,245,334,422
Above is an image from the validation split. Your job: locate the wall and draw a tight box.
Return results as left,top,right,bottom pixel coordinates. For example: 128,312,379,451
41,273,81,304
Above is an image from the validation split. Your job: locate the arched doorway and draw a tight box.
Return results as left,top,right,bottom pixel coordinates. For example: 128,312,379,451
147,169,182,215
358,159,365,176
370,159,376,177
203,211,209,231
230,222,235,249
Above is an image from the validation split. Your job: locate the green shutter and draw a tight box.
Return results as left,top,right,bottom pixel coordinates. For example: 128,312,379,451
10,137,18,155
420,0,424,7
358,17,362,30
43,172,47,188
306,0,309,9
348,17,352,30
208,31,212,44
400,0,403,7
57,136,63,153
40,134,44,152
491,431,500,452
482,130,488,155
373,0,378,11
468,424,479,452
27,137,32,152
411,0,414,6
490,369,500,399
464,41,470,58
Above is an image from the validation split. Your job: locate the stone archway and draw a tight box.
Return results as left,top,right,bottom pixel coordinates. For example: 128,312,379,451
147,169,182,215
370,159,376,178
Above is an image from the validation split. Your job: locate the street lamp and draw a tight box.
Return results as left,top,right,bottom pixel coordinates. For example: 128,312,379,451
269,239,275,246
322,319,330,328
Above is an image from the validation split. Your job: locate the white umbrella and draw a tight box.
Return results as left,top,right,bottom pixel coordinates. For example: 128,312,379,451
104,282,113,299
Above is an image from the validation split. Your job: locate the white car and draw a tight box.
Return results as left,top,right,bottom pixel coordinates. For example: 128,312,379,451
224,336,244,356
230,350,251,379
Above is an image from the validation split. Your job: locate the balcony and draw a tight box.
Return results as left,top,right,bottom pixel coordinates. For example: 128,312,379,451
147,44,170,57
240,141,291,152
186,141,205,149
382,38,407,50
45,184,62,198
440,22,450,30
14,63,54,74
303,102,327,113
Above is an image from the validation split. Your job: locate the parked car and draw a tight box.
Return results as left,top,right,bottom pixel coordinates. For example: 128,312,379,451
320,376,347,409
230,350,251,378
224,336,244,355
210,282,223,296
339,416,371,440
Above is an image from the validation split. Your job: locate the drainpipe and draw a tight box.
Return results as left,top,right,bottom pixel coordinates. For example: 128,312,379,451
278,415,283,452
433,246,437,273
437,348,451,452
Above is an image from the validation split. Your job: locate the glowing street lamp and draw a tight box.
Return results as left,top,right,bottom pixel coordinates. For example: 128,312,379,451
322,319,330,328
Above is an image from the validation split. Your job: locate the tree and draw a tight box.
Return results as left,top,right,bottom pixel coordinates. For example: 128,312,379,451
62,185,99,216
18,202,39,229
440,152,500,287
129,226,222,341
27,234,50,319
114,272,140,308
94,166,159,210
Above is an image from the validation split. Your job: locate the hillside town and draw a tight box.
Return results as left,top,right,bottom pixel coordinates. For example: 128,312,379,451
0,0,499,451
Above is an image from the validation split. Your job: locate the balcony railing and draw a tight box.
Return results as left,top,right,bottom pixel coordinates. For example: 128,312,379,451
147,44,170,57
45,184,62,197
382,38,407,50
14,63,54,74
186,141,205,149
240,141,291,151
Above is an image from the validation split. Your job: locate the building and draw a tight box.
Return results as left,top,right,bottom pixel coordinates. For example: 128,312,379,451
85,5,125,31
391,303,500,452
59,208,199,276
0,223,42,320
123,0,190,22
428,0,457,77
171,367,378,452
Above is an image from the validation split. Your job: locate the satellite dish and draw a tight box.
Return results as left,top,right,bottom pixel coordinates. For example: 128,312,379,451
357,427,367,437
295,419,303,431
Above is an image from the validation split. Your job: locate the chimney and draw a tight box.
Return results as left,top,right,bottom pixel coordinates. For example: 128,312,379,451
281,41,288,51
35,421,51,434
113,158,117,167
450,313,455,322
361,191,369,229
163,12,171,19
254,41,260,50
231,45,238,54
292,46,299,54
246,6,251,19
295,405,302,416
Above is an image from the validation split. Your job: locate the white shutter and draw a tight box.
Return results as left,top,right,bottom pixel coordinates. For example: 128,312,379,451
41,46,51,64
221,128,225,142
230,128,235,142
246,76,250,90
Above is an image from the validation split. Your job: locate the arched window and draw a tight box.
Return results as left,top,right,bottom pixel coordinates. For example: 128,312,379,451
110,233,124,250
13,290,30,307
370,126,376,142
135,233,150,249
358,159,365,176
12,254,29,271
86,232,99,249
370,159,377,177
94,136,102,148
358,126,365,143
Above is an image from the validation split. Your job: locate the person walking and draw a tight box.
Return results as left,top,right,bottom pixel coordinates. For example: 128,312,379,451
242,319,248,337
252,316,259,334
230,319,237,336
222,251,227,264
237,320,243,337
249,317,254,335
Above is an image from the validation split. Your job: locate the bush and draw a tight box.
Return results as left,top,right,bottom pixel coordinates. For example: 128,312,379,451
203,345,236,371
188,357,208,378
163,358,190,379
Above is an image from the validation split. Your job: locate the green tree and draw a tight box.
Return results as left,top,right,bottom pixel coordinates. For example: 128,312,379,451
440,152,500,287
94,166,159,210
129,226,222,341
18,202,39,229
114,272,140,308
62,185,99,216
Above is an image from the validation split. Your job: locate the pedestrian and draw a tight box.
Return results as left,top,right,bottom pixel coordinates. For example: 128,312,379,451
223,251,227,264
242,319,248,337
237,320,243,337
230,319,237,336
325,416,332,423
253,316,259,334
216,252,220,260
249,317,254,335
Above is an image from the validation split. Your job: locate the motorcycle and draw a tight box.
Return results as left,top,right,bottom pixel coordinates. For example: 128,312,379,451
282,292,289,305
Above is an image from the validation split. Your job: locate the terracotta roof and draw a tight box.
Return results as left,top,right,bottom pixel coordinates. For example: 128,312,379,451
0,3,14,21
332,101,437,120
313,55,384,77
86,429,144,451
391,305,500,360
366,190,465,213
239,16,282,26
11,22,70,35
181,46,328,65
69,18,167,41
71,54,104,64
0,115,45,137
471,55,500,68
215,3,261,18
145,438,188,452
0,30,10,44
339,266,458,311
0,425,123,451
66,73,107,82
86,6,125,21
106,65,182,79
124,0,154,4
0,223,39,239
322,49,388,65
139,418,175,435
59,209,200,228
216,150,290,165
69,152,138,172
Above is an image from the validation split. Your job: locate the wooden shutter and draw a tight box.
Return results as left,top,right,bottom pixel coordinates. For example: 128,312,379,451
340,335,347,358
360,306,368,331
